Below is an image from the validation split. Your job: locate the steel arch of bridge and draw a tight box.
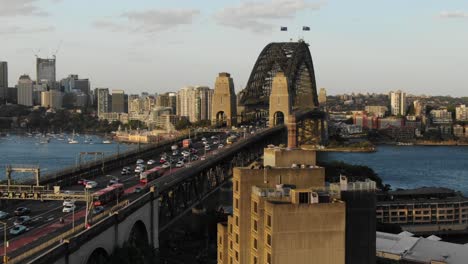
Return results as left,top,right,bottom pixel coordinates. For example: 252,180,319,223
239,41,319,109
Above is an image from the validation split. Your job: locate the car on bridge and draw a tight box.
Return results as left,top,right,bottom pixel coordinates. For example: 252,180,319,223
0,211,9,220
175,161,184,168
14,216,31,226
161,162,170,169
85,181,98,189
14,207,31,216
136,159,144,164
93,206,105,215
10,225,29,236
63,204,76,213
147,159,156,165
63,200,75,207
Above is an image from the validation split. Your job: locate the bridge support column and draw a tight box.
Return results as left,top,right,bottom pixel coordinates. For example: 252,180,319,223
287,115,297,148
211,72,237,127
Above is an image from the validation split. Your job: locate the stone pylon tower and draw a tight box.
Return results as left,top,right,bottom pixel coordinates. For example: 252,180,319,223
211,72,237,127
269,71,292,127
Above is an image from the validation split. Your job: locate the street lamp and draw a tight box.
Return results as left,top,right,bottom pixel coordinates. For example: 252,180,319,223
0,221,7,263
84,187,90,229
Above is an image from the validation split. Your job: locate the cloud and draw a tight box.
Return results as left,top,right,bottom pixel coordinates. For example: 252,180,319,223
0,26,55,35
215,0,325,33
0,0,48,17
439,11,468,19
93,9,200,34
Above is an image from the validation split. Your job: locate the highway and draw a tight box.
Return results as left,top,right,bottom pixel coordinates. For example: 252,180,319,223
0,128,253,260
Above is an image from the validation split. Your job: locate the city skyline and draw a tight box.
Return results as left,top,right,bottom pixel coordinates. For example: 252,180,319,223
1,0,468,96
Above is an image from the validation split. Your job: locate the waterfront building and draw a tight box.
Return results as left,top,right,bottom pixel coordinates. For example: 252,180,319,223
41,89,63,109
365,105,388,117
0,61,7,101
36,57,56,85
98,112,128,124
453,124,464,138
455,105,468,121
430,109,452,124
218,146,376,264
318,87,327,105
377,231,468,263
96,88,111,114
16,74,34,106
377,187,468,234
389,90,406,116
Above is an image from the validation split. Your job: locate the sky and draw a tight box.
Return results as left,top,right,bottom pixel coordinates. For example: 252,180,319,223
0,0,467,96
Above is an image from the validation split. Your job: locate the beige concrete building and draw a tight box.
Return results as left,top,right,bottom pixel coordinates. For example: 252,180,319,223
177,86,213,123
318,87,327,105
389,90,406,116
41,89,63,109
218,147,347,264
268,72,291,127
211,73,237,126
16,74,34,106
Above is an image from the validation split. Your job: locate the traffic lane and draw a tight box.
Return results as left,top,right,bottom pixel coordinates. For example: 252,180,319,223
0,133,228,254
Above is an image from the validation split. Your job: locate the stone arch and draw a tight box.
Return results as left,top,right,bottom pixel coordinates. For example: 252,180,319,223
273,111,285,125
127,220,149,248
85,247,109,264
215,111,227,127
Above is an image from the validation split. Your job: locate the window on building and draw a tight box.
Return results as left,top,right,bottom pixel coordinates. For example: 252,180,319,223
267,215,272,227
253,238,258,250
230,257,233,264
253,256,258,264
235,251,239,261
267,234,272,246
236,233,239,244
230,240,233,250
219,252,223,261
299,192,309,204
235,198,239,209
230,224,233,233
267,253,272,264
235,216,239,227
219,236,222,245
235,180,239,192
253,219,258,232
253,201,258,213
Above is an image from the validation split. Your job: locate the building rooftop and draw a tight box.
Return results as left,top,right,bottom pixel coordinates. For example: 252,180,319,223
378,187,468,204
377,231,468,264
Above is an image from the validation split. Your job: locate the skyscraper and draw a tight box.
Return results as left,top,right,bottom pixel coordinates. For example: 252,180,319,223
0,61,8,101
36,57,56,85
112,89,126,113
318,87,327,105
96,88,110,114
41,90,63,109
389,90,406,116
177,86,214,123
16,75,33,106
194,86,213,122
156,92,177,114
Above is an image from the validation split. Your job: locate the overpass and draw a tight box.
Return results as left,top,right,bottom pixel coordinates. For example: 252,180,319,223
8,40,327,264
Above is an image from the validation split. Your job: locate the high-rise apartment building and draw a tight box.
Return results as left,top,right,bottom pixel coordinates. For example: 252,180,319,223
0,61,8,101
389,90,406,116
36,57,56,85
413,100,424,117
177,86,213,122
41,90,63,109
96,88,110,114
365,105,388,117
156,92,177,114
16,75,34,106
456,105,468,121
318,87,327,105
112,89,126,113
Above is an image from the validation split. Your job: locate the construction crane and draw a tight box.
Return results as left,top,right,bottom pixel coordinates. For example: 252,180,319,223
52,40,63,58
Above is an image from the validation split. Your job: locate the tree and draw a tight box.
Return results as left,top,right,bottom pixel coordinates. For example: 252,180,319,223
175,118,191,130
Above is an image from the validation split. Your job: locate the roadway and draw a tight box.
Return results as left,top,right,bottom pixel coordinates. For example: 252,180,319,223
0,129,251,260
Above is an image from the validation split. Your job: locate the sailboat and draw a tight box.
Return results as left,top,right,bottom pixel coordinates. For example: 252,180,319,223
102,133,112,144
68,130,79,144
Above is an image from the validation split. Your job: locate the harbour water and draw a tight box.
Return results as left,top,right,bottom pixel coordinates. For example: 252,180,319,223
0,134,135,182
318,145,468,195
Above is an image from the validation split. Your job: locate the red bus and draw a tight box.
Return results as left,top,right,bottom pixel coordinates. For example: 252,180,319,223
140,166,166,184
93,183,125,206
182,139,192,148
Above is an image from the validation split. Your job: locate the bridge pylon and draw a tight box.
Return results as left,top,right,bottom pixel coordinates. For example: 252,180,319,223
211,72,237,127
269,71,291,127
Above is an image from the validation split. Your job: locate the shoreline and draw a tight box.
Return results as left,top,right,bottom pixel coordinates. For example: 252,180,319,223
375,141,468,146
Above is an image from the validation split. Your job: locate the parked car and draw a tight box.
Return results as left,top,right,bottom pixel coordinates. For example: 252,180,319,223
85,181,98,189
147,159,156,165
93,206,105,215
14,216,31,225
63,200,75,207
0,211,9,220
175,161,185,168
10,225,28,236
14,207,31,216
63,204,76,213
